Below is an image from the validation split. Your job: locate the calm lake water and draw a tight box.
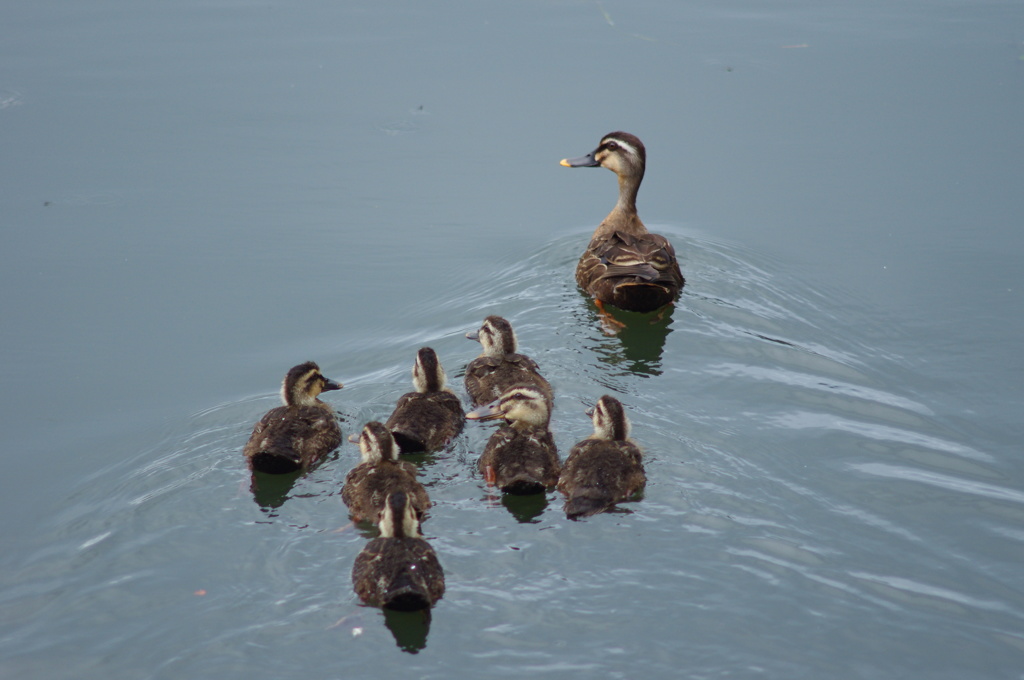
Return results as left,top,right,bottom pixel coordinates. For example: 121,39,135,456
2,1,1023,678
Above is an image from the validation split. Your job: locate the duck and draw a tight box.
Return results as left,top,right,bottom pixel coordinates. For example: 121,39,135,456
557,395,646,519
243,361,343,474
351,491,445,611
464,315,553,408
341,422,431,524
561,131,685,319
384,347,465,453
466,386,560,495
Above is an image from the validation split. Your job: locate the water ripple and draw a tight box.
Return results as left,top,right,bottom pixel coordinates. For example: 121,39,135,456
774,411,992,462
851,463,1024,505
10,228,1023,677
849,571,1011,613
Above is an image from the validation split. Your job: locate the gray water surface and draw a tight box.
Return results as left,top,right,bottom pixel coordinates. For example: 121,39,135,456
2,1,1023,678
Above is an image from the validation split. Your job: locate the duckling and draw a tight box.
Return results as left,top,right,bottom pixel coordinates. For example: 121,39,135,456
351,491,445,611
561,131,685,318
466,386,560,495
384,347,464,454
243,361,343,474
341,422,431,523
557,395,646,519
464,315,553,408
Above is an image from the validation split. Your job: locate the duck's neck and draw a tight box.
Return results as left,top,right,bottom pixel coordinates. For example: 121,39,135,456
595,172,646,237
286,391,319,408
483,337,516,359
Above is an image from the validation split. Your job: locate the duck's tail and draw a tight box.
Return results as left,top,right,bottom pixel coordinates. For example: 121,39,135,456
248,451,302,475
389,428,426,454
501,474,546,496
383,588,432,612
383,572,432,612
610,281,674,313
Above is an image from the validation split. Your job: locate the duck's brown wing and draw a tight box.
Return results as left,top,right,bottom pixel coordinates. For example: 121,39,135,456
478,426,560,494
243,405,341,472
352,537,445,610
465,355,553,408
464,356,502,405
557,439,646,518
385,391,465,453
576,230,684,312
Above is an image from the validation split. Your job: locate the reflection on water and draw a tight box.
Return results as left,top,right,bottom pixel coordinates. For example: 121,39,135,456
577,298,675,377
475,484,551,524
382,608,432,654
398,449,442,468
249,470,301,511
499,490,550,524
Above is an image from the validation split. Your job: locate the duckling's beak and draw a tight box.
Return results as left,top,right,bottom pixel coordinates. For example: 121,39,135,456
585,406,595,417
465,330,480,341
560,152,600,168
465,401,505,421
322,378,343,392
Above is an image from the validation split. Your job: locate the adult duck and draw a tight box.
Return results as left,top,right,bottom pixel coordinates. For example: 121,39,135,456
561,131,684,318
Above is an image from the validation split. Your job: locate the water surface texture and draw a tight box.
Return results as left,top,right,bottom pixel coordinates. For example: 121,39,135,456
2,1,1023,678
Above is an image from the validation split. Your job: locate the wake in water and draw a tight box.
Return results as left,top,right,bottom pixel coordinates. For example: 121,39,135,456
28,227,1023,666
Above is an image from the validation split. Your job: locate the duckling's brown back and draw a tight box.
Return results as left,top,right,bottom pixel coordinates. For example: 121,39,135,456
243,403,341,474
478,425,560,494
464,354,553,408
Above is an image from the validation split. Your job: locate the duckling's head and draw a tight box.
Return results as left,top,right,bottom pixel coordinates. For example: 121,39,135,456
561,131,646,180
378,491,422,539
281,361,343,407
358,421,400,464
466,386,551,429
588,394,631,442
466,315,518,358
412,347,448,393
